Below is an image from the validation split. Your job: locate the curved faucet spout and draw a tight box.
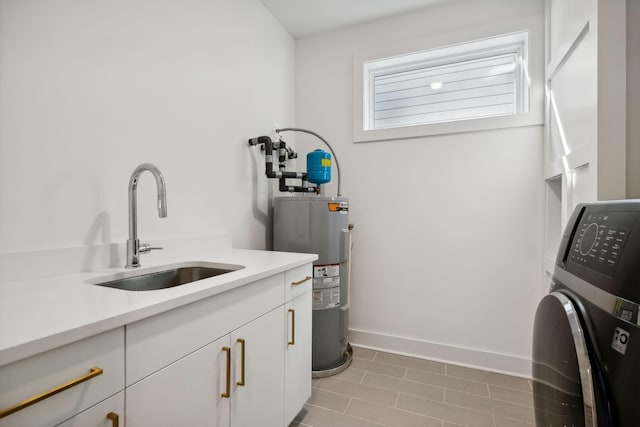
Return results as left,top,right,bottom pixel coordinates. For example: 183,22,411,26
127,163,167,268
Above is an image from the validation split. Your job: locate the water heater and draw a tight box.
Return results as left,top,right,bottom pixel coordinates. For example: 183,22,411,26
273,196,352,375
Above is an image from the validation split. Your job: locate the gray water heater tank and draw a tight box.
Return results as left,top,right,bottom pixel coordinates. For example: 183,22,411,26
273,196,352,375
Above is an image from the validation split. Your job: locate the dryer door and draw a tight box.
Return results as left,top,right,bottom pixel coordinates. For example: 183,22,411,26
532,292,598,426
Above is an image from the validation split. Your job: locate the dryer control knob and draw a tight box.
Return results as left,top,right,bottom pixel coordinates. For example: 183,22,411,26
579,223,599,256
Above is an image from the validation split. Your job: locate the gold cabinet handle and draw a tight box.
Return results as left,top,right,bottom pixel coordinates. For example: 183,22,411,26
221,346,231,398
0,367,103,419
288,309,295,346
291,276,312,286
236,338,246,386
107,412,119,427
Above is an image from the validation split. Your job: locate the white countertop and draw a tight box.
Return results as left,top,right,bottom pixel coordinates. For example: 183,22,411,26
0,249,316,367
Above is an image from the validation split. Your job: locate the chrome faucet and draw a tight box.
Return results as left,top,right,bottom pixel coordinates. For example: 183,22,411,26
126,163,167,268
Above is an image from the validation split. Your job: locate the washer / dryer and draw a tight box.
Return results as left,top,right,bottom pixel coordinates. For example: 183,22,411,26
533,200,640,426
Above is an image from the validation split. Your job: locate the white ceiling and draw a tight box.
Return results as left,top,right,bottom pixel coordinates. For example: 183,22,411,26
260,0,454,38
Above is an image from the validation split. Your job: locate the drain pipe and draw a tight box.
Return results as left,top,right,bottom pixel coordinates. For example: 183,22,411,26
275,128,342,197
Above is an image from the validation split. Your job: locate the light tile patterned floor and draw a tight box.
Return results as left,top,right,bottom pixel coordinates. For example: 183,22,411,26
290,346,534,427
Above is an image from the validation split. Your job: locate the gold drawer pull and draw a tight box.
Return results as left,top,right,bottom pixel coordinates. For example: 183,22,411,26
107,412,119,427
221,346,231,398
237,338,246,386
291,276,312,286
0,367,103,419
288,309,295,346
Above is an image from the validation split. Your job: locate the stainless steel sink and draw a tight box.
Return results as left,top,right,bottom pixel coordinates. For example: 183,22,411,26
92,263,243,291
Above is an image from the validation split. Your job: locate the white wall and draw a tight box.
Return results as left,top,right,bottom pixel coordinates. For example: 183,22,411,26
627,0,640,198
0,0,293,254
295,0,544,376
542,0,627,295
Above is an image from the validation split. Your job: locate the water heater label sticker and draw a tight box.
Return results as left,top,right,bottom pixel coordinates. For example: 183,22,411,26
314,264,340,289
314,276,340,289
328,202,349,212
313,288,340,310
314,264,339,277
612,327,630,355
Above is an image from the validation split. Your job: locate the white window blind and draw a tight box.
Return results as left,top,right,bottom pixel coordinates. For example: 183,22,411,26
363,31,529,131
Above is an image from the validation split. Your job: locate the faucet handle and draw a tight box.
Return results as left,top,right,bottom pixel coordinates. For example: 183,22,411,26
139,243,163,254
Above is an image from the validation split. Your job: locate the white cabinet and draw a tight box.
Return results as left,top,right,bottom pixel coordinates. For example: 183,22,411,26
0,328,124,427
126,307,286,427
230,307,284,427
56,392,124,427
125,263,312,426
126,335,230,426
284,291,312,425
125,274,284,386
284,264,313,425
284,263,312,302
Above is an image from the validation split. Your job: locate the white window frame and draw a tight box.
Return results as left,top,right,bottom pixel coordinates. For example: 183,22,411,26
353,21,544,143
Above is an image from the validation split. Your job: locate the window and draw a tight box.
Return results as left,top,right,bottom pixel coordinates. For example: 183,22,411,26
358,31,535,139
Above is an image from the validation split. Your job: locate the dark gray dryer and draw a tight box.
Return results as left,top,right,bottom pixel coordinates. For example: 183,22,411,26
533,200,640,426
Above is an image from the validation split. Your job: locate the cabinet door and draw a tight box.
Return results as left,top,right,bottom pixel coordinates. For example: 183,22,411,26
0,328,124,427
230,307,284,427
126,335,231,427
284,291,312,425
56,392,124,427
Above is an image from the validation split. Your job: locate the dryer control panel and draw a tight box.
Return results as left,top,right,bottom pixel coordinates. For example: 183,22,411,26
557,201,640,304
570,211,635,277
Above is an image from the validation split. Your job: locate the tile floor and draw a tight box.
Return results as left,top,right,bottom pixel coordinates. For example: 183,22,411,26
291,346,534,427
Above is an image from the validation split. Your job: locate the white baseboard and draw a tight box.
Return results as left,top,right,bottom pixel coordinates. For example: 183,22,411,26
349,328,532,379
